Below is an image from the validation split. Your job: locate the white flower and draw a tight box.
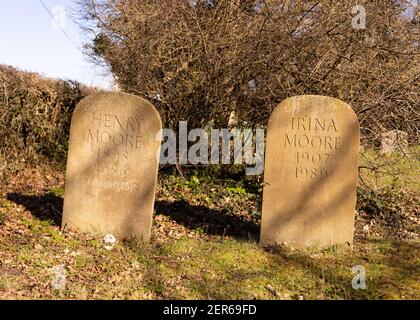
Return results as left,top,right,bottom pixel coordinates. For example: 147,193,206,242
103,234,117,250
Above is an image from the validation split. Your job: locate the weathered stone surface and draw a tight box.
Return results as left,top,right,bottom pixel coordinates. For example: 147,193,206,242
261,95,360,248
381,130,408,154
62,92,162,241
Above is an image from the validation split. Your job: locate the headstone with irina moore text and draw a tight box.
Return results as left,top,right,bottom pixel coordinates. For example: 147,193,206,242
261,95,360,249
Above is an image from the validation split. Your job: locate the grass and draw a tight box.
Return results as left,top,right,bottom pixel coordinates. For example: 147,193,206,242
0,204,418,300
0,149,418,300
359,146,420,193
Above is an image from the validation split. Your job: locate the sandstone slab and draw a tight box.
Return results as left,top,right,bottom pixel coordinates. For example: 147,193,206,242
62,92,162,241
261,95,360,248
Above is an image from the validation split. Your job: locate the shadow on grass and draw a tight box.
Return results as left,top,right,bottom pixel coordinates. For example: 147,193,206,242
6,193,63,226
155,200,259,241
5,194,260,240
162,239,419,299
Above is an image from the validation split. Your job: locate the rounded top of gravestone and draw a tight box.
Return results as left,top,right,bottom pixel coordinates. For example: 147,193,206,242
271,95,359,125
73,92,162,128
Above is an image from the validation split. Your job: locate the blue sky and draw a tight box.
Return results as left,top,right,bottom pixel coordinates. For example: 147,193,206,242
0,0,113,89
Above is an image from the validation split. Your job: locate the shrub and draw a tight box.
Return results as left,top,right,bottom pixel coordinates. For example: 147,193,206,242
0,65,95,166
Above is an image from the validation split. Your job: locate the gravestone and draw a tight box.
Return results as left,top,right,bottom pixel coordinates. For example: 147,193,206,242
261,95,360,248
62,92,162,241
381,130,408,154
